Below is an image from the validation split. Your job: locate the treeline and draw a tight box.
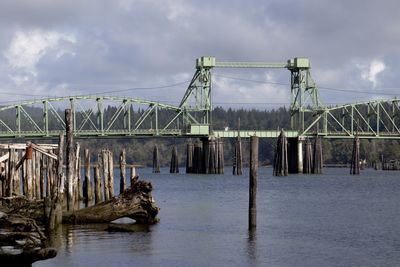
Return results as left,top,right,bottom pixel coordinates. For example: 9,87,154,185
3,105,400,167
74,106,400,167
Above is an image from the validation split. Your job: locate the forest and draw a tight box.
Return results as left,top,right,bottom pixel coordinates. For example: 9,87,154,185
3,105,400,167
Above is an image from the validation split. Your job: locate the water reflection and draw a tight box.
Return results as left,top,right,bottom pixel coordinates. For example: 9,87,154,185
247,228,257,267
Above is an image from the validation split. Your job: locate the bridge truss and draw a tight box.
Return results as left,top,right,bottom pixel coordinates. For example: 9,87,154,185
0,57,399,139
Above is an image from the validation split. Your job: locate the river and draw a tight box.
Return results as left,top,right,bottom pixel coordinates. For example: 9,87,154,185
34,167,400,266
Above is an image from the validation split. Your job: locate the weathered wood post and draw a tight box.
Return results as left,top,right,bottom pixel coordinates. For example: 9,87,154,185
303,139,313,174
273,129,288,176
130,166,138,186
13,150,21,195
312,137,323,174
249,136,258,229
74,143,81,210
40,154,45,199
6,148,16,197
48,134,64,230
170,145,179,173
120,149,126,194
35,151,41,199
186,142,194,173
108,150,114,198
102,150,110,201
193,141,202,173
25,145,34,199
233,135,243,175
94,165,102,204
65,108,75,211
217,138,224,174
350,135,360,175
83,148,92,206
152,145,160,173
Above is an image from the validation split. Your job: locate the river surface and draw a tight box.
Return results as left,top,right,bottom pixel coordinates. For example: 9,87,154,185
34,167,400,267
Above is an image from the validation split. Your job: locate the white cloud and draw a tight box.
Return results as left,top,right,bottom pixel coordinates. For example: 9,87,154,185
360,60,386,88
4,29,76,83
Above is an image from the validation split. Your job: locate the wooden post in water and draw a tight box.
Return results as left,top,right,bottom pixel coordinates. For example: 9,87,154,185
40,154,45,199
217,138,224,174
94,166,102,204
350,135,360,175
13,150,20,195
35,151,41,199
6,148,15,197
312,137,323,174
170,145,179,173
48,134,64,230
193,141,202,173
102,150,110,201
233,136,243,175
273,129,288,176
303,139,313,174
108,150,114,198
83,149,91,206
130,166,138,186
152,145,160,173
186,142,194,173
249,136,258,229
120,149,126,194
25,145,33,199
74,143,81,209
65,108,75,211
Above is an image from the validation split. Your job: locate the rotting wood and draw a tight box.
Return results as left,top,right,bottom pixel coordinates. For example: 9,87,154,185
120,149,126,194
63,179,159,224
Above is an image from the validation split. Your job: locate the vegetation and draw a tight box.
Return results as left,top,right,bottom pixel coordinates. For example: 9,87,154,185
3,105,400,167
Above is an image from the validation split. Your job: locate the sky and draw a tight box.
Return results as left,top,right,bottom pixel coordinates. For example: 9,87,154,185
0,0,399,109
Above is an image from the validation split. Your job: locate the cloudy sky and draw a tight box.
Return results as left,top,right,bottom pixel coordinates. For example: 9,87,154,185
0,0,399,109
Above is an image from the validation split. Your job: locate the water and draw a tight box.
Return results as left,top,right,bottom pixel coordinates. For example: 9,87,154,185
34,168,400,267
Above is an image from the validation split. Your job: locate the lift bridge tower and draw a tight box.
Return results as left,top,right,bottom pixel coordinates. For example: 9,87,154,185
180,56,323,135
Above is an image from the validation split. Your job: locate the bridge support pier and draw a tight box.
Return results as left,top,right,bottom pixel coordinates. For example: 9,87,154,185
287,137,304,174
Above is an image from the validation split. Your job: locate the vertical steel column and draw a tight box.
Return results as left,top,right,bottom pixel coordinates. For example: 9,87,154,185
16,106,21,137
43,101,49,136
97,98,104,135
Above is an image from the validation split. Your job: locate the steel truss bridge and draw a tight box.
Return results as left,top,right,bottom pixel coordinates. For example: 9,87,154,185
1,56,400,140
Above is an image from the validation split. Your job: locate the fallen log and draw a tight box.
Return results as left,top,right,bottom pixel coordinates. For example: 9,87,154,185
63,180,159,224
0,211,57,266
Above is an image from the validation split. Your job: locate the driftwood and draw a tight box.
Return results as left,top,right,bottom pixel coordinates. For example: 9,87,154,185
63,180,159,224
0,210,57,266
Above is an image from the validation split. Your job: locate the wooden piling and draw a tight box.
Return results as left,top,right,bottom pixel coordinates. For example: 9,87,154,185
186,142,194,173
217,138,224,174
94,166,102,204
40,154,45,199
120,149,126,194
102,150,110,201
13,150,20,195
25,145,34,199
273,130,288,176
6,148,15,197
233,136,243,175
130,166,138,186
303,139,313,174
170,145,179,173
312,137,323,174
83,149,91,206
35,151,41,199
152,145,160,173
249,136,258,229
108,150,114,198
193,141,203,173
65,108,75,211
47,134,64,230
350,136,360,175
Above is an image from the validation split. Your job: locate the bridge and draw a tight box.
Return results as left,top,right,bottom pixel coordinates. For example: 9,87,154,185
0,56,399,140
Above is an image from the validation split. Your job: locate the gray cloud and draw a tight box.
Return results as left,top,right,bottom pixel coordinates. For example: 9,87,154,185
0,0,399,107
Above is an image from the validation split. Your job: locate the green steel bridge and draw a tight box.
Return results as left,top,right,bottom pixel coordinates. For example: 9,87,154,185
1,56,400,140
